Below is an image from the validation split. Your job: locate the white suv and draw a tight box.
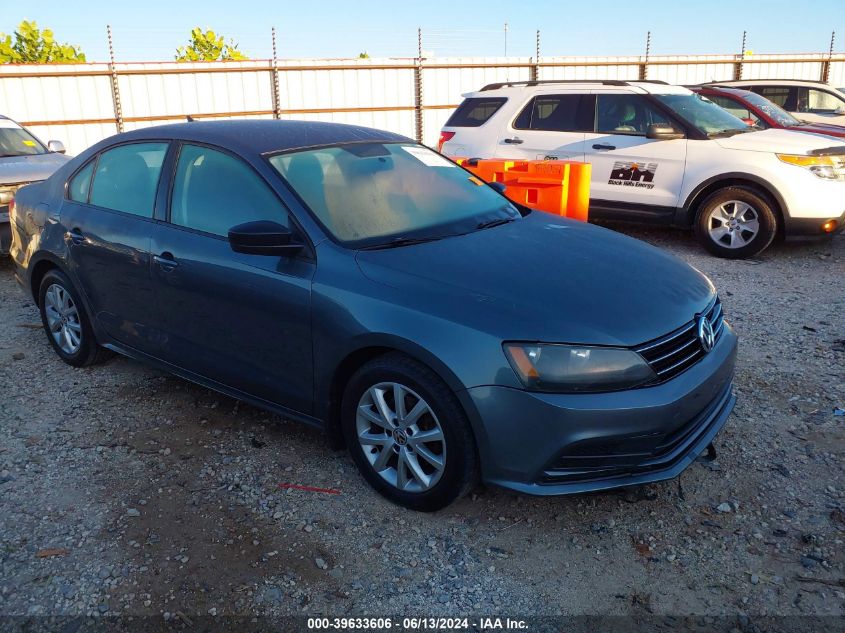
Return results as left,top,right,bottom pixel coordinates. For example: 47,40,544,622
706,80,845,126
438,80,845,258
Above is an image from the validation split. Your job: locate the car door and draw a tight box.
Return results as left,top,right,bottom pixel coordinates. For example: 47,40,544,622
584,92,687,221
491,92,590,161
60,141,168,353
150,143,315,414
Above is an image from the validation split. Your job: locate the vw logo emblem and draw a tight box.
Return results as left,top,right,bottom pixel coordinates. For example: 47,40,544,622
697,316,715,353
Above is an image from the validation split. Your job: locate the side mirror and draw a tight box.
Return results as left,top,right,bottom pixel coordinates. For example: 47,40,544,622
488,181,507,195
741,117,755,126
47,140,66,154
228,220,303,256
646,123,685,140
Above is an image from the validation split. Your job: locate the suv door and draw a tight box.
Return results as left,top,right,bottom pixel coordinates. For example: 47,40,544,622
150,143,315,414
491,92,591,161
60,141,168,353
584,92,687,221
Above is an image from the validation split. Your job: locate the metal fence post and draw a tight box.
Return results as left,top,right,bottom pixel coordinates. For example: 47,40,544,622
106,25,124,133
271,27,281,119
733,30,746,80
531,30,541,82
639,31,651,80
821,31,835,83
414,28,424,144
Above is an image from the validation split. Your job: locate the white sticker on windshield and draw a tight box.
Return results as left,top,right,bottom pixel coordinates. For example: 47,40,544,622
402,145,457,168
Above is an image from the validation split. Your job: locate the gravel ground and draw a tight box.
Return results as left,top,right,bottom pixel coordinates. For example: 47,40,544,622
1,226,844,625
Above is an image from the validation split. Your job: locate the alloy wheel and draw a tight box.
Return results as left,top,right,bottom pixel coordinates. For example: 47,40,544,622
707,200,760,249
44,283,82,355
355,382,446,493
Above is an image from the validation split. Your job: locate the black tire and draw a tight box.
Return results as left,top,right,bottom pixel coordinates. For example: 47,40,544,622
341,353,477,512
694,186,778,259
38,269,111,367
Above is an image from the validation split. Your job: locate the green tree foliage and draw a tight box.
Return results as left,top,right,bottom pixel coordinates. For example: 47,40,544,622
0,21,86,63
175,28,248,62
358,52,370,58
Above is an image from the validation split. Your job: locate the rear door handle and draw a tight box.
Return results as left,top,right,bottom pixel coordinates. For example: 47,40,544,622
503,137,523,144
67,228,85,245
592,143,616,150
153,253,179,271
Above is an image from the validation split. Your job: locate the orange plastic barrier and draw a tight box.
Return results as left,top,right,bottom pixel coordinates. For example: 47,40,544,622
454,157,591,222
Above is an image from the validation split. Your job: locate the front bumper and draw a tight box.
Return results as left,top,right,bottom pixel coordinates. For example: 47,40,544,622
461,324,738,496
783,209,845,238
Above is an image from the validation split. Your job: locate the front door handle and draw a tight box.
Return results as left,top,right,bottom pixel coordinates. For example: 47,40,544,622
153,253,179,272
592,143,616,150
503,137,524,144
67,228,85,245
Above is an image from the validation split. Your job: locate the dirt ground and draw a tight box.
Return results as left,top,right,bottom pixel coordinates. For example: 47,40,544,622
1,225,843,629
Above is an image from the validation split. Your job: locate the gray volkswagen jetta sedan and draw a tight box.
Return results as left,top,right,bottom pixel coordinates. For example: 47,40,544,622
10,120,737,511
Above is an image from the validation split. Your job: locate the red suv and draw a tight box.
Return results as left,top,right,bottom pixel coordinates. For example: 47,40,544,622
693,86,845,139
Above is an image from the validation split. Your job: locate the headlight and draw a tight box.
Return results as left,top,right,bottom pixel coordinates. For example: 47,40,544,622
777,153,845,180
0,188,15,205
503,343,656,393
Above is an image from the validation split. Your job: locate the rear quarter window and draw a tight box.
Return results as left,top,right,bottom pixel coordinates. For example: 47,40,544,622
445,98,507,127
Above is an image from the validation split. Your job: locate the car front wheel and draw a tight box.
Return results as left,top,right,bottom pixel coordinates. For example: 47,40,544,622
694,186,778,259
341,353,477,511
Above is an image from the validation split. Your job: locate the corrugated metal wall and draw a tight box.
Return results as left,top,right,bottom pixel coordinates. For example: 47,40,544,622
1,53,843,154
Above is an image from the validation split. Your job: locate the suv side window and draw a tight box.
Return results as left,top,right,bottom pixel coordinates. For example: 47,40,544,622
89,143,168,217
802,88,845,113
513,94,594,132
170,144,289,237
68,160,95,203
755,86,794,110
445,98,507,127
596,94,670,135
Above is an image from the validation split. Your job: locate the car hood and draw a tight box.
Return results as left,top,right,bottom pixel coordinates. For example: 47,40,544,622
355,213,715,347
714,128,845,153
789,122,845,139
0,153,71,185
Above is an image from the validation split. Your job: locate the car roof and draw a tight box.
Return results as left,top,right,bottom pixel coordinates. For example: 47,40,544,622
693,86,758,98
710,79,832,88
108,119,412,155
469,80,691,97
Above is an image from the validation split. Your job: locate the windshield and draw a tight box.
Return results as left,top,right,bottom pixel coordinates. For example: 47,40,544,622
0,120,47,157
739,91,800,126
653,93,751,136
269,142,520,247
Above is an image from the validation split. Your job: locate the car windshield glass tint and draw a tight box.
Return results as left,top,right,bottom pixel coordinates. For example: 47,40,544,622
740,91,800,126
0,120,46,157
654,93,750,136
269,143,520,247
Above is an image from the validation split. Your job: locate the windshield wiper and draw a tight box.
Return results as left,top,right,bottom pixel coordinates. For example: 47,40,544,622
475,217,516,230
359,235,444,250
707,128,752,138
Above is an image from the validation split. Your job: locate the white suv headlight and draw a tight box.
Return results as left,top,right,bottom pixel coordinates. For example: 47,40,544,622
777,153,845,180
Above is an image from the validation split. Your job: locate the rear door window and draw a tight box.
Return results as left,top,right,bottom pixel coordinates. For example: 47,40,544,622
803,88,845,113
755,86,795,110
445,98,507,127
513,94,595,132
89,143,168,217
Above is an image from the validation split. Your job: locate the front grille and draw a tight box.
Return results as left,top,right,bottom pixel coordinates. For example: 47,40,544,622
634,297,724,384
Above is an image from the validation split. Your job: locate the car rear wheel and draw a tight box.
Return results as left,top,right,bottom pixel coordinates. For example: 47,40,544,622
341,353,477,511
38,269,110,367
694,186,778,259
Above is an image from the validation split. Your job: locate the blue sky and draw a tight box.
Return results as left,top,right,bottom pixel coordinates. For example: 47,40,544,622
1,0,842,62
